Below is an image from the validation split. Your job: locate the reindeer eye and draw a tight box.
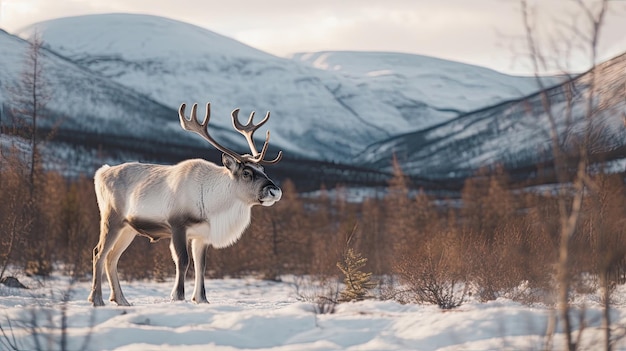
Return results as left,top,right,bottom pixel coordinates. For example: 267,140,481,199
242,169,253,180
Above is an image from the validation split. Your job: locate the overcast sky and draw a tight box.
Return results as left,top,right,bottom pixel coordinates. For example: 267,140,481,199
1,0,625,75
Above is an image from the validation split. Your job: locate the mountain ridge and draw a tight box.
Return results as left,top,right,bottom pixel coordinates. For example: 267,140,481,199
359,51,626,179
16,13,550,163
3,13,622,188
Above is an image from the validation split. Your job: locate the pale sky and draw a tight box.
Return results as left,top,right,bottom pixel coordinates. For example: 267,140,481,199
1,0,625,75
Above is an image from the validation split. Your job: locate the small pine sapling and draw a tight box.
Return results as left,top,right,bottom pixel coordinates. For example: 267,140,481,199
337,227,376,302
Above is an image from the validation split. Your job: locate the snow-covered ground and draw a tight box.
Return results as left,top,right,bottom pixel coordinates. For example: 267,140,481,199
2,274,626,351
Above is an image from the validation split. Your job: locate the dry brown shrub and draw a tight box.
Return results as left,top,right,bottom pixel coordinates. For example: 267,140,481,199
395,230,469,309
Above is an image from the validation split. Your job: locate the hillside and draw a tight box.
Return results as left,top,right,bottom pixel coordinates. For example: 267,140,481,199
292,51,555,129
359,53,626,180
6,13,620,187
0,28,200,176
18,13,546,163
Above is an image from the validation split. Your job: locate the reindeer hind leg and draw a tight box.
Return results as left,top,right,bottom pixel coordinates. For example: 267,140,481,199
105,227,135,306
89,213,124,307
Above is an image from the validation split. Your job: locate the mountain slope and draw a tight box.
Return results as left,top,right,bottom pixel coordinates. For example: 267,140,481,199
0,28,227,175
359,53,626,179
18,14,387,161
291,51,556,128
19,13,549,162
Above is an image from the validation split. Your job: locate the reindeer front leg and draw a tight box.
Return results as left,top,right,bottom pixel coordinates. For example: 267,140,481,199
170,225,189,301
191,238,208,303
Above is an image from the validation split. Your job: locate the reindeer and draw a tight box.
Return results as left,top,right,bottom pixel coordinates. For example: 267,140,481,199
88,102,283,307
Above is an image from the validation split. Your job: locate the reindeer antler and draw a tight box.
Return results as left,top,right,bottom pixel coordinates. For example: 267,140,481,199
179,103,283,165
231,109,282,165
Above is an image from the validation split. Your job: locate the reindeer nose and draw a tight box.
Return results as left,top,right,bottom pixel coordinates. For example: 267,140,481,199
267,186,281,199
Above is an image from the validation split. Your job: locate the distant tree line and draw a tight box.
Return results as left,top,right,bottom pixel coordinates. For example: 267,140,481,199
2,148,625,303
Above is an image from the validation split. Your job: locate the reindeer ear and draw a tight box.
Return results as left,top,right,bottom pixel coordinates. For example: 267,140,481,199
222,153,241,173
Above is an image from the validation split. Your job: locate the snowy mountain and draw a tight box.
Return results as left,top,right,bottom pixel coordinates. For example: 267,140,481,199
359,53,626,180
6,13,621,187
291,51,555,129
17,13,548,163
0,28,202,175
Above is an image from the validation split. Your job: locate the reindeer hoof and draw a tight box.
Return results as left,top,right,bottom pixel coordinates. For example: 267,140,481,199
88,292,105,307
110,295,131,306
89,297,105,307
171,291,185,301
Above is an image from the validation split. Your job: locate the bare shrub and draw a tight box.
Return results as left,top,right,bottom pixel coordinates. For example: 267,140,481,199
395,232,468,309
292,275,339,314
0,150,31,279
56,176,100,279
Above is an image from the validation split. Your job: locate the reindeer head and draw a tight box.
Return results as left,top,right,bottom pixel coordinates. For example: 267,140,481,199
221,154,282,206
179,103,283,207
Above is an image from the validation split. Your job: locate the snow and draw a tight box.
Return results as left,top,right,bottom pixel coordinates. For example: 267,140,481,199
14,14,551,163
2,274,625,351
290,51,557,113
19,14,274,61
